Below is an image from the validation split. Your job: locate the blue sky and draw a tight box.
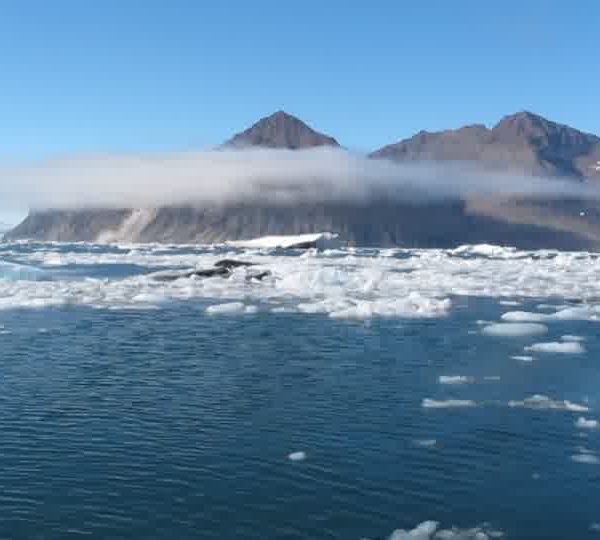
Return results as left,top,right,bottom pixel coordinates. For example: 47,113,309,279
1,0,598,156
0,0,598,222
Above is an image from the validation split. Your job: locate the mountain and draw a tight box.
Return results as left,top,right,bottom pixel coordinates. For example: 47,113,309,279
371,111,600,181
224,110,339,149
5,111,600,250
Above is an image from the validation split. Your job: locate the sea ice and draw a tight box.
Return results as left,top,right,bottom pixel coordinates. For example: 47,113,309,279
422,399,476,409
385,521,503,540
525,341,586,354
5,241,600,322
288,451,306,462
414,439,437,448
511,355,534,362
576,417,599,429
571,453,600,465
205,302,247,315
482,323,548,337
508,395,589,412
438,376,474,385
228,232,340,250
501,311,548,322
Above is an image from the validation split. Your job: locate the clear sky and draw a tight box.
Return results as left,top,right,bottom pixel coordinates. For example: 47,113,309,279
0,1,597,165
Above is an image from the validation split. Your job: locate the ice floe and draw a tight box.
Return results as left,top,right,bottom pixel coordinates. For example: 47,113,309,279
422,399,477,409
502,306,600,322
413,439,437,448
227,232,340,250
525,341,586,354
3,241,600,321
205,302,255,315
385,521,504,540
511,355,534,362
571,453,600,465
287,451,306,462
482,322,548,337
438,376,474,385
576,417,599,429
508,395,590,412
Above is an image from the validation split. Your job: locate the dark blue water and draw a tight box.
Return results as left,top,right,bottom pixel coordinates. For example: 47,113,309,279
0,296,599,539
1,242,600,538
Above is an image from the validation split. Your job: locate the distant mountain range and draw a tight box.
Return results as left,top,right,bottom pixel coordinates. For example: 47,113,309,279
371,111,600,180
6,110,600,249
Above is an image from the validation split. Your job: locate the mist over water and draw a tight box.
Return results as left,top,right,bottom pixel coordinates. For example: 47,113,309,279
2,147,600,213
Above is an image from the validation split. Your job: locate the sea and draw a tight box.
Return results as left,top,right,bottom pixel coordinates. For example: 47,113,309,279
0,240,599,539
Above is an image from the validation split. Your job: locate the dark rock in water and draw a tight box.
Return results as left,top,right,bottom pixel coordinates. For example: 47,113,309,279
286,240,318,249
152,266,231,282
188,266,231,278
151,261,267,282
246,270,271,282
214,259,256,269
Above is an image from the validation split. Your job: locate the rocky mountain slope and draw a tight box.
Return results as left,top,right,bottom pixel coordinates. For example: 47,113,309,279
371,111,600,181
6,110,600,249
224,110,339,149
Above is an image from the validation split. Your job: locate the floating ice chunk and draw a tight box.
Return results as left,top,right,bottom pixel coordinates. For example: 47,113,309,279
422,399,476,409
389,521,438,540
288,451,306,462
205,302,246,315
482,323,548,337
525,341,586,354
553,306,600,321
501,311,548,322
508,394,590,412
512,355,534,362
451,244,516,257
386,522,503,540
561,335,585,342
571,453,600,465
414,439,437,448
499,300,521,306
439,375,474,385
503,306,600,323
328,294,451,320
576,417,599,429
228,232,340,250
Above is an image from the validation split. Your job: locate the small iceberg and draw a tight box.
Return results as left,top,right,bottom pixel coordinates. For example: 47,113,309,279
227,232,341,250
482,322,548,337
422,398,476,409
288,451,306,462
525,341,586,354
576,417,599,430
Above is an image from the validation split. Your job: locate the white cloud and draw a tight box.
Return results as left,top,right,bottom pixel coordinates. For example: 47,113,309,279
1,147,599,212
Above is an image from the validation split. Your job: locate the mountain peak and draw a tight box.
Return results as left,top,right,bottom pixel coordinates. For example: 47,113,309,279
225,111,340,149
492,110,554,134
371,111,600,180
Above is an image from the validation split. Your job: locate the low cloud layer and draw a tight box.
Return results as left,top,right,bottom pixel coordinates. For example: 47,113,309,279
1,147,600,212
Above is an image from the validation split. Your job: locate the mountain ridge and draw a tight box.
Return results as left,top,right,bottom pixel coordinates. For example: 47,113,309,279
370,111,600,181
5,109,600,249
